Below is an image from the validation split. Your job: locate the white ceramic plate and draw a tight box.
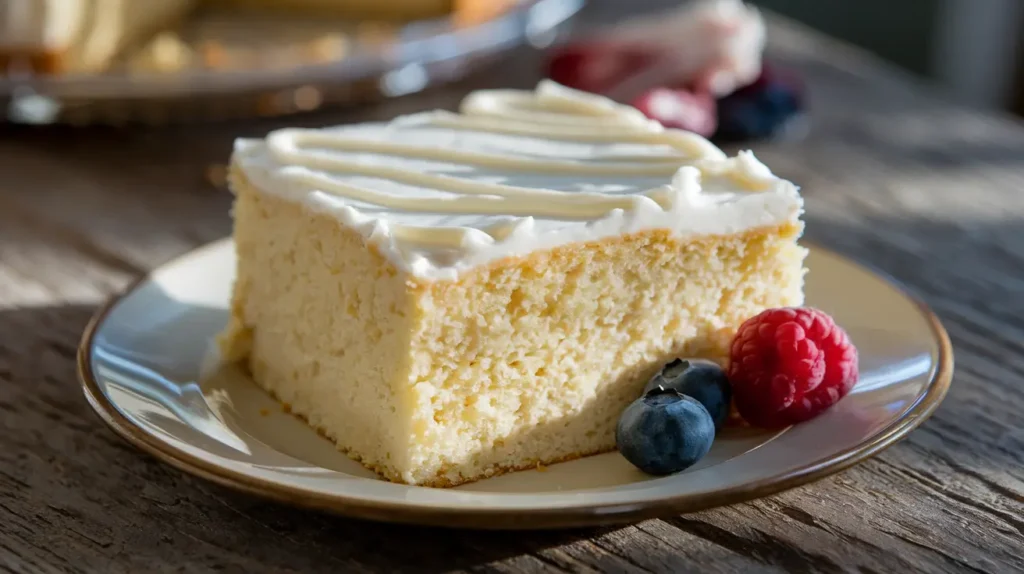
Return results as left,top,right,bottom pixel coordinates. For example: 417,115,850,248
79,239,952,529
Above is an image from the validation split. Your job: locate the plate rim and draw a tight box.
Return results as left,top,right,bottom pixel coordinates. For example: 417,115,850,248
78,238,954,530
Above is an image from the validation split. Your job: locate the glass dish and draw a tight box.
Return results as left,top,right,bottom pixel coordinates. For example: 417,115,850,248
0,0,584,125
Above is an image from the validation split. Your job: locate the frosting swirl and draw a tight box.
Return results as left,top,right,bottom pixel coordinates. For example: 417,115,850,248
234,81,801,280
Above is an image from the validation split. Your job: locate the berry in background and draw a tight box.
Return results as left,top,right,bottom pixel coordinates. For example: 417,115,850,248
714,63,806,142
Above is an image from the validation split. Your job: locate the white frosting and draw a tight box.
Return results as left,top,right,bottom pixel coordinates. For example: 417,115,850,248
234,81,802,281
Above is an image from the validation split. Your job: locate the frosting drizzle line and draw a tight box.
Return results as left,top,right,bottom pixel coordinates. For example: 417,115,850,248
248,81,790,266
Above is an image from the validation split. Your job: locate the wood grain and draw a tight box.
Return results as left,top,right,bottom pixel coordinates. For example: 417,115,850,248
2,2,1023,572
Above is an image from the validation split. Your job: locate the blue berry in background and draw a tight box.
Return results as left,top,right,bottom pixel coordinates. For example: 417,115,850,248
644,359,732,429
616,387,716,475
714,63,806,143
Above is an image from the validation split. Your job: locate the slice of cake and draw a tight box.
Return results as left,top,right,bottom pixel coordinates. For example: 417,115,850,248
0,0,196,74
219,80,806,487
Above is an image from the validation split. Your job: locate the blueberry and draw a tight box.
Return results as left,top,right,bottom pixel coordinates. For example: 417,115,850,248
761,85,800,115
643,359,732,429
616,387,715,475
716,99,772,141
714,76,805,142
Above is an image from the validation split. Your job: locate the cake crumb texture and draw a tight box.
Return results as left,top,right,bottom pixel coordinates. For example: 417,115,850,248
220,169,806,487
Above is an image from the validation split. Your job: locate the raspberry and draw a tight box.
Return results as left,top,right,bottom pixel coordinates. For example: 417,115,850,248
545,43,658,95
727,307,858,428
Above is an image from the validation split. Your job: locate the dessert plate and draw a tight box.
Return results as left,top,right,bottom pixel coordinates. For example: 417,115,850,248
79,239,952,529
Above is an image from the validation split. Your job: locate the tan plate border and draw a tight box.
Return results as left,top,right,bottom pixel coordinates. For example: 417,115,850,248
78,239,954,530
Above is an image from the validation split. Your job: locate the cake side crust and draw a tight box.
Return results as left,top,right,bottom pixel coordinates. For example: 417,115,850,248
221,167,420,480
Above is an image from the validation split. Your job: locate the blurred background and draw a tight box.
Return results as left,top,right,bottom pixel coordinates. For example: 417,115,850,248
0,0,1020,127
758,0,1024,114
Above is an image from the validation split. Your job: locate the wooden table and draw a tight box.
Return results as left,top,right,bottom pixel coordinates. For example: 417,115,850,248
3,2,1023,572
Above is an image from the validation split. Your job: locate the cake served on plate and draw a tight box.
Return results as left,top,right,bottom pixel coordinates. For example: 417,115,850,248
218,80,807,487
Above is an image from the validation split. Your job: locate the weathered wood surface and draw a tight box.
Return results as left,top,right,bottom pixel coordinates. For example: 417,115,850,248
2,2,1024,572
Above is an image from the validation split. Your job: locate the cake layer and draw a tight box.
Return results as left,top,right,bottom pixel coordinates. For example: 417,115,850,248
233,80,803,281
221,170,805,486
0,0,196,73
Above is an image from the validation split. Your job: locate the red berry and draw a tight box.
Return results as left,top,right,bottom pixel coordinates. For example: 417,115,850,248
545,43,658,95
727,307,858,428
631,87,717,136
